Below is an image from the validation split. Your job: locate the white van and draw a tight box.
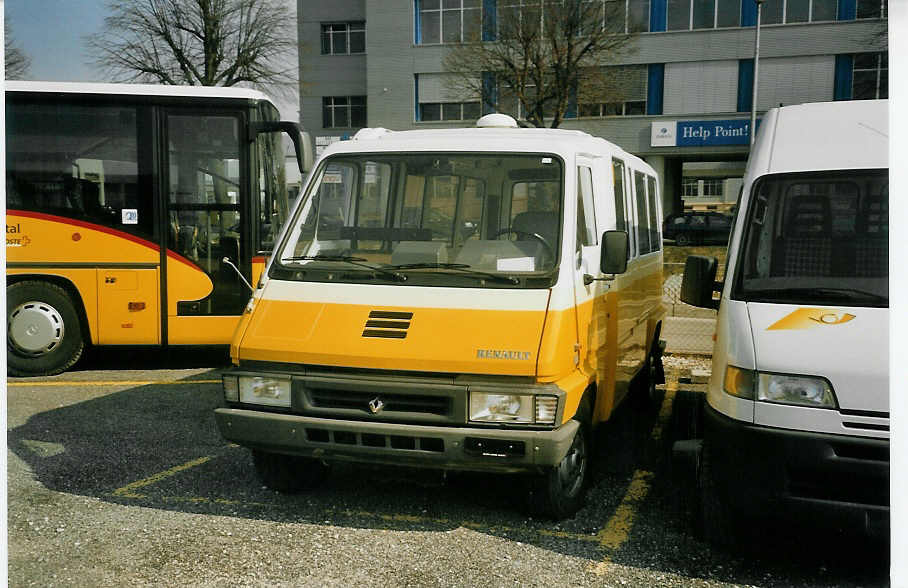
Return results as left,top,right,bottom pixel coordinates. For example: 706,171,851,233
215,114,665,519
677,100,888,541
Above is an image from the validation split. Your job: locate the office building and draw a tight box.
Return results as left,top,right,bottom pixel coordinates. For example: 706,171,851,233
297,0,887,215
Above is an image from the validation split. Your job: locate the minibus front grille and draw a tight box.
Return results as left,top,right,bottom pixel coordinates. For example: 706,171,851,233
362,310,413,339
308,389,451,416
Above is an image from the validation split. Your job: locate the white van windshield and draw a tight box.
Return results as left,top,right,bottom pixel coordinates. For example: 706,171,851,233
734,169,888,307
273,153,563,288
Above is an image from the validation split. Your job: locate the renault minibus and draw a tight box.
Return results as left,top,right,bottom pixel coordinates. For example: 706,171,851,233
215,114,665,518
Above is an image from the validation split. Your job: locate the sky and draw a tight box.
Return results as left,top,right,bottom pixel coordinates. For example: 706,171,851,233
3,0,300,120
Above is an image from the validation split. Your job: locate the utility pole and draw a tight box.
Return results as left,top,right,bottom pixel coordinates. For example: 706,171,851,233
750,0,765,148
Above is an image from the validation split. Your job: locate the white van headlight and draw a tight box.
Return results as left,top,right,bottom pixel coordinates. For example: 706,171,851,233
757,373,837,409
469,393,558,425
239,376,291,407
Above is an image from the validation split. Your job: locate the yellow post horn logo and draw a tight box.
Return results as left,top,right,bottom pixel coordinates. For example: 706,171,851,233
767,308,855,330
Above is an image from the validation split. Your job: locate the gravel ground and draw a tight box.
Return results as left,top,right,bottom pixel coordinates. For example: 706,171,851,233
5,351,890,587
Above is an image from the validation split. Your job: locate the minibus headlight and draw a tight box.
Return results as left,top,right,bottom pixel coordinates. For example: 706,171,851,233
223,375,239,402
469,393,558,425
757,373,837,409
239,376,291,407
723,365,755,399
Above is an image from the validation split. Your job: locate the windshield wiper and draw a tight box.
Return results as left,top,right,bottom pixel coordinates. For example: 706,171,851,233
384,262,520,285
281,255,407,282
748,286,888,304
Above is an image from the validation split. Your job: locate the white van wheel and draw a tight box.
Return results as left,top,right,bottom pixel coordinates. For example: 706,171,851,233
699,443,738,547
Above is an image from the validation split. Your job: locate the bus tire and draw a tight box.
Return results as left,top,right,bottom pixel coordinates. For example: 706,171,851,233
633,341,662,411
7,280,85,377
252,450,329,493
526,401,591,520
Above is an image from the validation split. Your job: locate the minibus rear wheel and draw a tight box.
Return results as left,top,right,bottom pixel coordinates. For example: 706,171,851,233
526,399,591,520
7,280,85,377
252,450,329,493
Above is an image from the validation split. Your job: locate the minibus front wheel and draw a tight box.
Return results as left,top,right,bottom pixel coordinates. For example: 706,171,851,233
252,450,330,493
526,400,591,520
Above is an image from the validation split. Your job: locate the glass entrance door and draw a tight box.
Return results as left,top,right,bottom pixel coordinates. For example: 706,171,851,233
165,113,248,317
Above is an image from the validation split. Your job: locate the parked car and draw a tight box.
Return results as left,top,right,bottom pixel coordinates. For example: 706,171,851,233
662,211,733,246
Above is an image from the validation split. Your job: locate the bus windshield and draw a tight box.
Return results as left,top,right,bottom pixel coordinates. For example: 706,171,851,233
734,169,888,307
275,152,563,287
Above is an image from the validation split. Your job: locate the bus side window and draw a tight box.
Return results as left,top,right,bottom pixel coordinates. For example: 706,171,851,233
647,175,660,251
634,170,650,254
612,158,627,235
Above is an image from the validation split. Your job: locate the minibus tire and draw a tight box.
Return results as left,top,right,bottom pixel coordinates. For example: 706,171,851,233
632,348,661,411
526,401,591,520
252,450,329,493
7,281,85,377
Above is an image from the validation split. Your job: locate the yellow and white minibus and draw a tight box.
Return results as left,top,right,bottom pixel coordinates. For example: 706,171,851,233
215,113,665,518
6,81,310,376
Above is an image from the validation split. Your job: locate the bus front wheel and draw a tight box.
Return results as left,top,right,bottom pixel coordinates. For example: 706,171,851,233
7,281,85,377
526,401,591,520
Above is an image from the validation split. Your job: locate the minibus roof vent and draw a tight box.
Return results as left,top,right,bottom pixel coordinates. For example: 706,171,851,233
476,113,519,128
353,127,392,141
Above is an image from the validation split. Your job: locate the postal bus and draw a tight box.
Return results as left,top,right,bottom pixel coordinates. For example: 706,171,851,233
214,113,665,518
6,81,311,376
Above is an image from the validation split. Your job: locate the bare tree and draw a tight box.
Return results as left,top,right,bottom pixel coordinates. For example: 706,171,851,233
87,0,296,92
5,21,32,80
443,0,637,128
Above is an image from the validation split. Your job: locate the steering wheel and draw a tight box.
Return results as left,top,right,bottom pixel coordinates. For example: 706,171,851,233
493,228,555,261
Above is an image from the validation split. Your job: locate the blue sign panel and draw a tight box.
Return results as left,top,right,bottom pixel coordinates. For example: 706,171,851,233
677,119,753,146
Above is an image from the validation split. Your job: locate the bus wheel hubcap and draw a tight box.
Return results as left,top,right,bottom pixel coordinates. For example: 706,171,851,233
8,301,64,356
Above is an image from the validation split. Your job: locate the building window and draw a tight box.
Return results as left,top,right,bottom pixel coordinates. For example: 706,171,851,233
322,96,367,128
852,52,888,100
702,179,723,197
419,0,482,44
682,179,699,198
578,65,647,117
856,0,887,19
321,22,366,55
757,0,838,24
420,102,482,121
584,0,651,34
667,0,740,29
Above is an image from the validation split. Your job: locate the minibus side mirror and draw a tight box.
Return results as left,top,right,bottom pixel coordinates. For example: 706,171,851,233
600,230,629,275
680,255,719,310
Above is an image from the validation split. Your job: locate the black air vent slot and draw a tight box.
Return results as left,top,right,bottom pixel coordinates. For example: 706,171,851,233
362,310,413,339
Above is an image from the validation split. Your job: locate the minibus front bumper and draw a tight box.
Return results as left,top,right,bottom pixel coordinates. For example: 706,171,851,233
215,408,579,474
703,403,889,534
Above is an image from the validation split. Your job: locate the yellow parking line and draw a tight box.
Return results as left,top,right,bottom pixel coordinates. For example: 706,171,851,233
590,383,677,575
9,379,221,387
112,456,212,498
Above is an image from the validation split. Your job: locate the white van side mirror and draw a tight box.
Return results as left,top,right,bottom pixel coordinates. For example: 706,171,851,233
680,255,719,309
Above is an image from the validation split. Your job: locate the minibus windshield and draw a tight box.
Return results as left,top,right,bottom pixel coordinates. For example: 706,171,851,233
734,169,888,307
274,152,563,287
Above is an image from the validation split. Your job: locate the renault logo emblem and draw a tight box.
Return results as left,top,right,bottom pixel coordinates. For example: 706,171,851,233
368,397,385,414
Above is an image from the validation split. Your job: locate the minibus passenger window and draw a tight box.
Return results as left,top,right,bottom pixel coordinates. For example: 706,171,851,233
612,159,627,232
647,175,660,251
577,166,597,248
634,171,650,254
